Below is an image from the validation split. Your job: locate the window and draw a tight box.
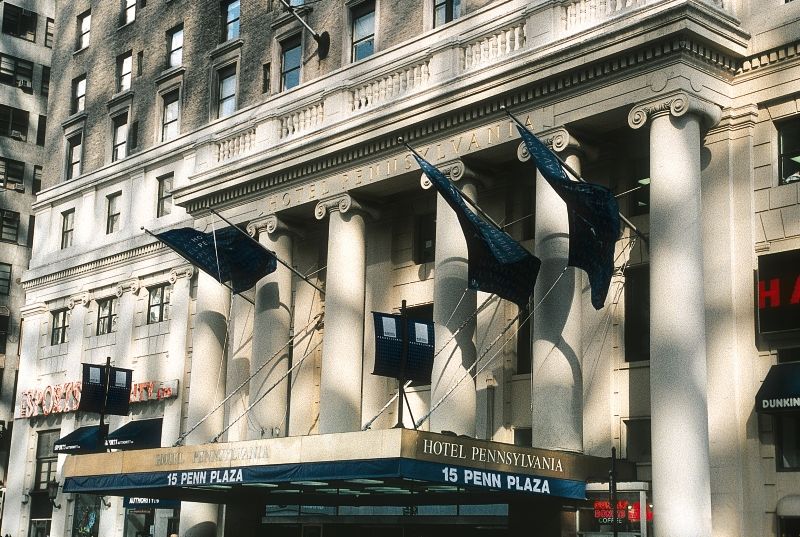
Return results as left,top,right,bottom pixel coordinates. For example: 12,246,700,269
281,35,301,91
117,52,132,92
41,66,50,96
776,413,800,470
147,284,171,323
36,115,46,146
778,347,800,363
2,3,37,42
71,76,86,114
0,263,10,295
0,53,34,91
167,25,183,68
77,10,91,49
779,120,800,185
624,418,652,463
513,428,532,447
0,158,24,190
51,309,70,345
0,312,8,353
222,0,240,41
161,90,179,141
45,17,54,47
122,0,136,25
61,209,74,249
66,133,82,180
0,104,29,141
624,264,649,362
34,430,59,489
351,1,375,62
0,210,20,242
106,192,121,233
112,113,129,161
33,165,42,193
72,495,102,537
157,173,173,217
413,213,435,264
434,0,461,27
96,296,118,335
217,64,237,118
262,63,271,94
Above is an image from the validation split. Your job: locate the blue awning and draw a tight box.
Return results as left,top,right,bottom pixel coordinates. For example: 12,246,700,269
54,425,104,454
106,418,162,450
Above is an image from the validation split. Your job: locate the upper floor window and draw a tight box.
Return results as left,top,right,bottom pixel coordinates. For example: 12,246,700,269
61,209,74,249
281,35,301,91
162,90,180,141
51,309,70,345
779,120,800,185
624,264,649,362
167,25,184,68
45,17,54,47
34,430,59,488
351,1,375,62
66,133,82,180
0,53,34,91
147,284,171,324
0,157,24,190
217,64,237,118
106,192,121,233
71,76,86,114
222,0,240,41
434,0,461,27
41,66,50,96
117,52,133,92
0,263,10,295
112,113,129,161
122,0,136,25
96,296,118,335
77,10,91,50
157,173,173,217
2,3,37,42
0,209,20,242
0,104,28,142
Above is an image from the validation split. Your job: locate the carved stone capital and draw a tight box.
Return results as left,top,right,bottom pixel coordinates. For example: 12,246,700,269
169,265,194,284
314,193,379,220
420,159,481,190
247,215,303,240
517,127,594,163
21,302,48,318
67,293,91,310
116,278,142,297
628,91,721,131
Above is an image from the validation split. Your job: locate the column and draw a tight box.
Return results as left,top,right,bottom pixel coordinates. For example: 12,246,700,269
429,161,478,436
523,128,585,453
181,271,230,537
314,194,375,434
161,267,193,446
628,91,720,537
245,215,295,439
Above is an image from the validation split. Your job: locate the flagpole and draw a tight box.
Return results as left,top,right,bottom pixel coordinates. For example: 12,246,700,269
209,209,326,296
501,106,649,245
399,138,506,233
141,227,256,305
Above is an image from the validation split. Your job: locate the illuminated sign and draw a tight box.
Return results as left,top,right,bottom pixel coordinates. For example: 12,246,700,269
593,500,653,523
757,250,800,334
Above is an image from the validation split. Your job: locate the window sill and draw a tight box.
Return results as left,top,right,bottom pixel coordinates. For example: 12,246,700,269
107,90,134,110
117,20,136,31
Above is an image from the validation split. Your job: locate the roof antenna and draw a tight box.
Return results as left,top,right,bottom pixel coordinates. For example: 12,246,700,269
277,0,330,60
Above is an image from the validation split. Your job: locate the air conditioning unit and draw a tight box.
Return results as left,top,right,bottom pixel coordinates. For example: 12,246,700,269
16,79,30,89
9,130,23,141
13,183,25,192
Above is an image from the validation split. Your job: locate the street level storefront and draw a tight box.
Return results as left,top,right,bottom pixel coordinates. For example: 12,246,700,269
62,429,633,535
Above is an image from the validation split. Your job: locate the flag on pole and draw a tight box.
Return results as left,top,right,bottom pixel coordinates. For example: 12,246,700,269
516,125,621,310
154,226,278,294
415,155,540,308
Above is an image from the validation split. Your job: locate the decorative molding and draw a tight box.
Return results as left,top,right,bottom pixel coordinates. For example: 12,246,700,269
115,278,142,297
169,265,194,284
628,90,722,131
247,215,303,240
738,40,800,75
20,302,48,318
67,293,90,310
314,193,379,220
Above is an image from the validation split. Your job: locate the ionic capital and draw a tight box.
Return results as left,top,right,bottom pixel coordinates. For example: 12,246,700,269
314,193,379,220
116,278,142,297
247,215,303,240
628,91,721,131
67,292,91,310
516,127,595,163
420,159,482,190
169,265,194,284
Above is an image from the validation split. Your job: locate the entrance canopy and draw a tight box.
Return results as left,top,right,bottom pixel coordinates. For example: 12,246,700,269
63,429,631,506
756,362,800,414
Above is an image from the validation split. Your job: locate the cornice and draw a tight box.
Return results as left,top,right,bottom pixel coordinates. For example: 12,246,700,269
737,40,800,78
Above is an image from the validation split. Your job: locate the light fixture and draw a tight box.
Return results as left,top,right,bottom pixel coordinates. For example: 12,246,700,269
21,492,30,504
100,496,111,508
46,479,61,509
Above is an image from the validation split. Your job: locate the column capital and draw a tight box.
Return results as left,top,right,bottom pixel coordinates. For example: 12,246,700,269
20,302,48,318
67,292,91,309
116,277,142,297
314,193,379,221
420,159,483,190
628,91,721,131
247,215,304,240
169,265,195,284
516,127,596,163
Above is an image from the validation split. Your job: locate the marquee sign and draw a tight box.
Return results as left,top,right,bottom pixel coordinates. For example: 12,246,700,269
757,250,800,334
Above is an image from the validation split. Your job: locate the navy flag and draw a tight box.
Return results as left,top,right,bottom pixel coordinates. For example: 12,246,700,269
154,226,278,294
516,126,621,310
372,312,435,384
415,155,540,308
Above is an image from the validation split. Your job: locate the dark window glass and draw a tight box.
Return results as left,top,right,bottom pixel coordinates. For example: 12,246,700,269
2,4,38,42
351,1,375,62
0,313,8,353
77,11,91,49
50,309,70,345
66,133,82,180
624,264,649,362
162,90,179,141
106,192,121,233
222,0,240,41
157,174,173,217
61,209,74,249
513,428,532,447
36,115,46,146
112,113,128,161
45,17,54,47
0,263,11,295
217,64,236,118
0,104,29,141
148,284,171,323
33,165,42,193
779,120,800,185
777,413,800,471
281,35,301,91
41,66,50,96
413,213,435,264
434,0,461,27
34,430,59,488
0,210,20,242
778,347,800,363
72,495,101,537
625,419,651,462
0,53,34,91
0,158,25,190
71,76,86,114
96,296,118,335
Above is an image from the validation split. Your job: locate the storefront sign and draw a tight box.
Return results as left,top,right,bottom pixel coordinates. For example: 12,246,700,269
757,250,800,334
593,500,653,523
16,379,179,419
123,497,180,509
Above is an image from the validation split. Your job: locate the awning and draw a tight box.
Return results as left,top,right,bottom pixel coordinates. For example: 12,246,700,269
106,418,162,450
756,362,800,414
54,425,104,454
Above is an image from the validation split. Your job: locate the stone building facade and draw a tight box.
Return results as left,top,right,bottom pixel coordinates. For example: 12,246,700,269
2,0,800,536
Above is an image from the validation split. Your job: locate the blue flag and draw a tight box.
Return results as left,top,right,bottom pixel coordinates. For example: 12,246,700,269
415,155,540,308
516,126,621,310
154,226,277,294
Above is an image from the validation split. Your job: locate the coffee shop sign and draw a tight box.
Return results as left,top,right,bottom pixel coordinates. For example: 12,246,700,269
17,379,179,418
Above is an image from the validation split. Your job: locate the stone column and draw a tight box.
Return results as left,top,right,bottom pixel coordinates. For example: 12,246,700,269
161,267,193,446
628,91,720,537
426,160,478,436
182,271,230,537
245,215,296,439
314,194,376,434
520,129,585,453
